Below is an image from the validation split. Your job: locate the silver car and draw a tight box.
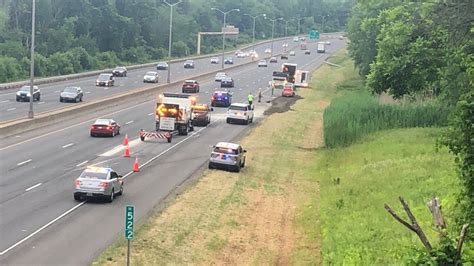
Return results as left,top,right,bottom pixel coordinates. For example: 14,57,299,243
60,86,83,102
143,71,159,83
74,167,123,202
208,142,246,172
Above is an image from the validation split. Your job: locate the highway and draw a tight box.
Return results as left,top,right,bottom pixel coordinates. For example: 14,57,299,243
1,39,290,122
0,36,346,265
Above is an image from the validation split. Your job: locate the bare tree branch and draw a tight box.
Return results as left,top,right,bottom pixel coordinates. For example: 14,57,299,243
456,223,470,259
384,203,417,233
399,197,432,251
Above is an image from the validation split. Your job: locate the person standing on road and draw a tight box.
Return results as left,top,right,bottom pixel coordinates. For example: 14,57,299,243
247,93,254,106
258,88,262,103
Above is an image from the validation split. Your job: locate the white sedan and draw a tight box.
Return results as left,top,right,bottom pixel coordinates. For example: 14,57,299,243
258,60,267,67
264,48,271,54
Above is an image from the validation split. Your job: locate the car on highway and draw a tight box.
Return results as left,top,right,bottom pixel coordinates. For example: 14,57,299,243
74,166,123,202
282,42,289,48
211,90,232,107
269,57,278,63
289,51,296,56
143,71,159,83
184,60,195,69
300,37,306,41
305,50,311,55
214,72,227,81
208,142,247,172
258,59,268,67
293,37,299,42
156,61,169,70
112,66,127,77
210,57,220,64
59,86,83,103
224,57,234,64
220,76,235,88
281,53,289,60
226,103,254,125
182,80,200,93
16,85,40,102
192,104,212,126
325,41,331,45
96,73,115,87
282,83,295,97
264,48,271,54
237,52,246,58
90,118,121,137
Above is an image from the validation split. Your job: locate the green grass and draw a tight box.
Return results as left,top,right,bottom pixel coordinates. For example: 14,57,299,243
314,128,461,264
324,91,450,148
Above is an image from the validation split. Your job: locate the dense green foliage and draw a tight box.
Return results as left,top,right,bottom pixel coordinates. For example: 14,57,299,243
323,91,449,148
346,0,473,262
0,0,353,83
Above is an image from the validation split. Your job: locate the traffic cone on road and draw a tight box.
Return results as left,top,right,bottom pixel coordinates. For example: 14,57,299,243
123,134,129,146
123,144,130,157
133,157,140,172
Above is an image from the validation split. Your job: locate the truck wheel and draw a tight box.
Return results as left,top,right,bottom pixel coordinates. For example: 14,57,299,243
74,194,82,201
226,118,231,124
167,137,172,143
140,136,145,141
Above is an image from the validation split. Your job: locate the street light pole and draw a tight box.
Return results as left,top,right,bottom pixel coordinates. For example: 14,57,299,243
244,13,266,44
28,0,36,119
164,0,181,84
284,18,295,37
211,8,239,69
266,17,283,57
319,15,328,33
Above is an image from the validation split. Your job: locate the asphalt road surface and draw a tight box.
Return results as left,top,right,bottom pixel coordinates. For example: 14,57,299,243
0,35,346,265
1,38,294,122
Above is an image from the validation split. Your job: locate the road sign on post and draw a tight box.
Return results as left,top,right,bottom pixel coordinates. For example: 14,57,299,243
125,205,134,266
309,30,320,40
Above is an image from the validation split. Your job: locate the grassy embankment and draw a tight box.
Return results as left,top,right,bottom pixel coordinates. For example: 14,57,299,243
94,49,462,265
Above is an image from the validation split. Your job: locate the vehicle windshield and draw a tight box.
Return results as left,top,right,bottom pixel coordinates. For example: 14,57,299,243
19,86,31,92
114,67,125,71
222,77,232,81
213,147,238,155
98,75,110,81
158,62,167,65
63,87,77,93
184,80,195,84
145,72,156,76
94,119,111,125
229,105,247,111
79,170,108,180
186,60,193,63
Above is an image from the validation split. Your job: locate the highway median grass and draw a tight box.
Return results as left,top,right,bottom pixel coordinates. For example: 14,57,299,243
93,49,465,265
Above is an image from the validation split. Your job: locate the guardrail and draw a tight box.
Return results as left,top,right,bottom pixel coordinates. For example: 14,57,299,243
0,36,301,91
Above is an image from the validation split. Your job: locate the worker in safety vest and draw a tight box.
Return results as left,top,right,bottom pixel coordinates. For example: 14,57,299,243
247,93,254,106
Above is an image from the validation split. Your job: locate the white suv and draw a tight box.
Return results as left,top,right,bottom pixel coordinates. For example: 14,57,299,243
209,142,246,172
226,103,254,124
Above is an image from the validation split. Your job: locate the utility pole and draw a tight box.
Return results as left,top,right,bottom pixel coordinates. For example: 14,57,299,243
164,0,182,84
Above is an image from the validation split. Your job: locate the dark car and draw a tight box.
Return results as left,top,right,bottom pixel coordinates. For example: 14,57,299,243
90,119,121,137
96,74,115,87
112,66,127,77
211,90,232,107
220,76,234,88
156,62,169,70
269,57,278,63
60,86,83,103
16,85,40,102
192,104,212,126
305,50,311,55
224,57,234,64
281,53,289,60
182,80,200,93
184,60,195,69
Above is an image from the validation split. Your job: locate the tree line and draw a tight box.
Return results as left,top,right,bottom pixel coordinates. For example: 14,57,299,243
347,0,473,263
0,0,353,83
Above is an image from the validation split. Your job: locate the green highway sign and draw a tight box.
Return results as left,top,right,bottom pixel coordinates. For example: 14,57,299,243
309,30,320,40
125,205,134,240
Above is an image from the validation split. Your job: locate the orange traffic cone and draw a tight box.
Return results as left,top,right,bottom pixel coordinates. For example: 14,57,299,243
123,144,130,157
133,157,140,172
123,134,129,146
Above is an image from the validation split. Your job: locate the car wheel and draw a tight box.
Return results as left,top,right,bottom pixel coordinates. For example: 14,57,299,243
117,185,123,196
107,189,114,202
80,96,83,102
208,162,214,169
226,118,231,124
74,97,78,103
74,194,82,201
245,118,249,125
241,159,246,168
117,128,120,135
59,97,63,102
90,132,95,137
234,164,241,173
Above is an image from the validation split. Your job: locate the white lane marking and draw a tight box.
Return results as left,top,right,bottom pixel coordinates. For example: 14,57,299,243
125,120,134,125
25,183,42,192
76,160,89,167
62,143,74,149
99,138,141,157
37,102,45,105
85,91,91,94
1,100,9,103
15,135,21,138
55,90,60,93
104,87,109,90
147,112,153,116
17,159,32,166
7,108,16,111
0,201,85,256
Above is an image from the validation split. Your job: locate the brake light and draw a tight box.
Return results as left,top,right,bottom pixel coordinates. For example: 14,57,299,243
90,126,95,130
75,180,82,185
107,126,113,130
99,182,108,187
230,156,238,161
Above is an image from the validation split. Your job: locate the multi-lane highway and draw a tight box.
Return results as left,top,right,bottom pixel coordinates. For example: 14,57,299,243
0,36,345,265
1,38,291,122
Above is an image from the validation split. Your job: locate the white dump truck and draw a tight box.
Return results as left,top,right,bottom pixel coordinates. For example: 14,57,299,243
155,93,197,135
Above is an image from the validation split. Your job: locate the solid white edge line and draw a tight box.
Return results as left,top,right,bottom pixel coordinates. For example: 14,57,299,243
147,113,153,116
76,160,89,167
62,143,74,149
25,183,42,192
0,202,86,256
125,120,134,125
17,159,32,166
7,108,16,111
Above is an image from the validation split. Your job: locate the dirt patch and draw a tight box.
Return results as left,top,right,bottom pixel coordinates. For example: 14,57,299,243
264,95,303,116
